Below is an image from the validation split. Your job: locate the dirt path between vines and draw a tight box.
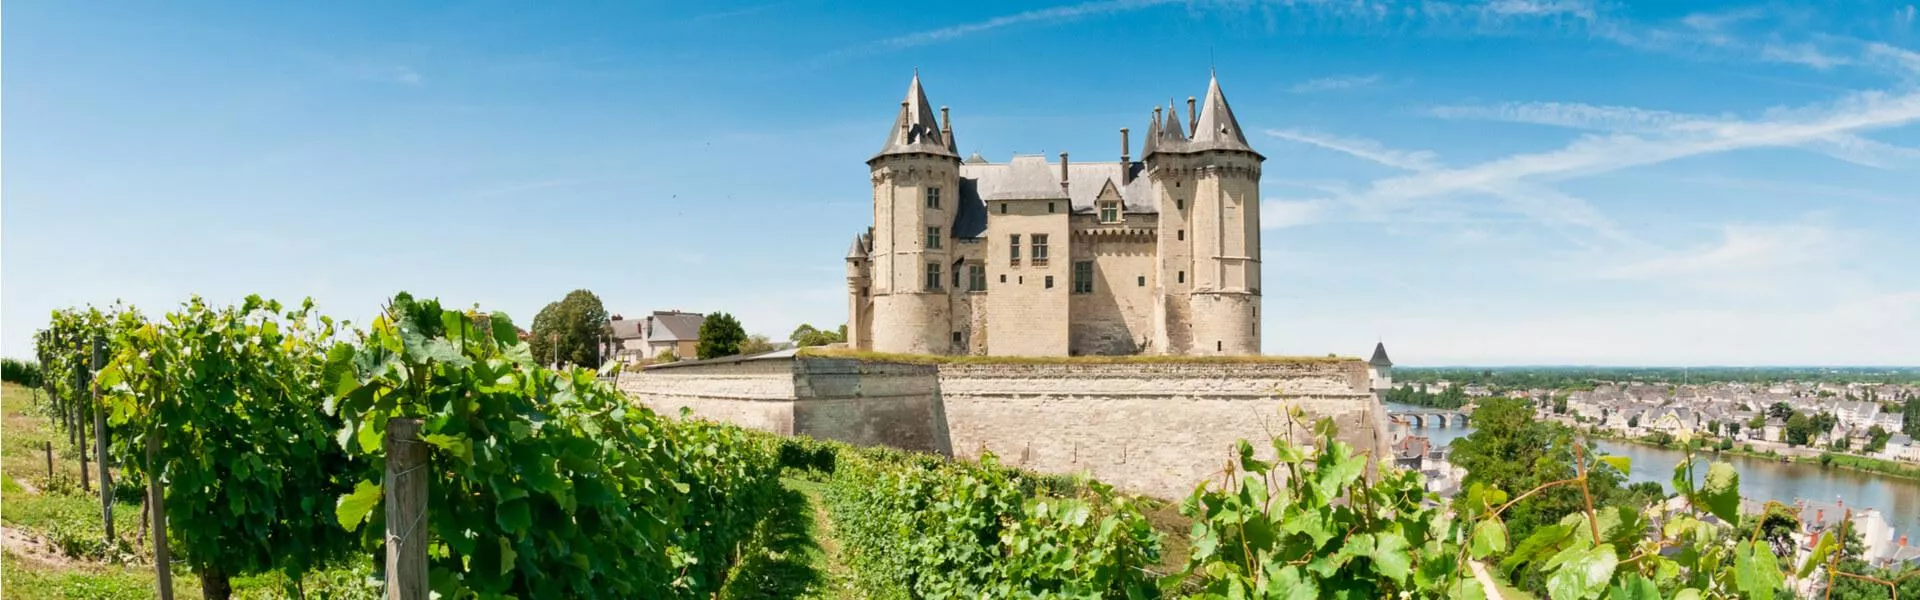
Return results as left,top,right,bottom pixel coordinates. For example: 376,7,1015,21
1,525,75,568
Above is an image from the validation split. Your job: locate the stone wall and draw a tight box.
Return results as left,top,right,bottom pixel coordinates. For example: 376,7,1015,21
620,353,1387,500
937,360,1384,498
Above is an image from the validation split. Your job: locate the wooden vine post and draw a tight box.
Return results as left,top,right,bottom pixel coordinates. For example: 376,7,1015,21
386,417,428,600
45,441,54,483
92,335,114,546
148,427,175,599
74,363,90,493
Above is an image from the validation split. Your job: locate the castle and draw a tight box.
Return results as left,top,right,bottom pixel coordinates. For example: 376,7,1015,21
845,72,1265,356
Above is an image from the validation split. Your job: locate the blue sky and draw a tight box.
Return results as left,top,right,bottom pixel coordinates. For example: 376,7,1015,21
5,0,1918,366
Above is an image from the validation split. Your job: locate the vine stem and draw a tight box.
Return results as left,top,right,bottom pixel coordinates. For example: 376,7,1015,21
1572,441,1600,543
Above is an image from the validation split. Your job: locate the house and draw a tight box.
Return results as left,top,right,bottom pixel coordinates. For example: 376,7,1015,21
1393,436,1431,472
606,315,648,364
1833,401,1883,430
1761,418,1788,443
602,311,706,363
1797,499,1896,564
1878,434,1919,462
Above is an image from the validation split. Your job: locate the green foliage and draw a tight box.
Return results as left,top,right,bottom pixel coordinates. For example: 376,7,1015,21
2,357,43,387
738,334,779,356
1864,425,1890,453
1384,382,1469,408
1448,398,1630,542
96,296,359,593
526,288,611,368
1786,412,1814,446
1178,418,1471,599
656,348,679,363
789,323,847,347
698,312,748,359
325,293,782,599
821,442,1162,598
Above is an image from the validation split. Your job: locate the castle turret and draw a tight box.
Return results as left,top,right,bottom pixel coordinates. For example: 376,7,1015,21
1150,74,1263,355
864,73,961,354
846,233,872,349
1182,75,1262,355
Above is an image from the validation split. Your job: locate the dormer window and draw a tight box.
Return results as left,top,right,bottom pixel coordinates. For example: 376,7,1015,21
1097,200,1121,224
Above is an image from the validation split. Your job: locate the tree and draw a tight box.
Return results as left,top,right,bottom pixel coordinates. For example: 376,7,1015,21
696,312,747,359
1748,413,1768,431
1552,395,1568,415
1449,397,1628,542
789,323,847,347
1865,425,1891,453
527,289,610,368
656,349,679,363
1726,421,1741,438
1904,397,1920,437
1786,412,1815,446
737,334,778,356
1627,414,1641,428
1768,401,1795,421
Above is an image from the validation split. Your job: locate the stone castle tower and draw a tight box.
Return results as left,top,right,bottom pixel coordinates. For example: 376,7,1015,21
847,72,1263,356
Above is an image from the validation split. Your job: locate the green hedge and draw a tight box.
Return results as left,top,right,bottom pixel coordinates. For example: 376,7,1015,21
1,358,41,387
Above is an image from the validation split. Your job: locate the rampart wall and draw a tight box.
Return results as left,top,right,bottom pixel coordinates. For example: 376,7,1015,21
619,353,1388,499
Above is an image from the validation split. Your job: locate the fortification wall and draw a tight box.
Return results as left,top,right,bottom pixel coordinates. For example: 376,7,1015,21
619,354,1387,499
936,361,1383,499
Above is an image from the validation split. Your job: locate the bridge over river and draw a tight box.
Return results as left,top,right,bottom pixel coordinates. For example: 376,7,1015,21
1386,408,1469,429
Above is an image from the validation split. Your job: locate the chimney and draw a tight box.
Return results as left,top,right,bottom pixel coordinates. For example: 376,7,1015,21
1059,152,1070,190
1901,535,1908,547
940,105,953,148
1153,106,1163,130
1120,128,1131,184
1187,96,1197,136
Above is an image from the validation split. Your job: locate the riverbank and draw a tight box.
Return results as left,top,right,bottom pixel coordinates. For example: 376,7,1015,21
1577,426,1920,483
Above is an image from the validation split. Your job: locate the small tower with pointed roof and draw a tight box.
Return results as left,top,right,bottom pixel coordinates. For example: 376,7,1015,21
1368,342,1394,393
865,73,962,354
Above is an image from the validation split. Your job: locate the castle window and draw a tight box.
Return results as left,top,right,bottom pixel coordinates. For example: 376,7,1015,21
927,226,941,249
1098,200,1120,223
926,263,942,291
1000,202,1007,214
1009,234,1021,264
1045,275,1054,289
1137,275,1146,287
953,263,963,288
952,331,962,344
1217,341,1223,352
1047,202,1055,213
968,264,986,291
1072,261,1094,293
1177,229,1184,241
1176,199,1184,210
1178,271,1185,284
1031,234,1049,265
926,187,940,209
999,274,1006,283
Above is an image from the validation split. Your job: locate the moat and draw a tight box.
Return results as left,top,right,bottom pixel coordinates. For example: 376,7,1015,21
1387,403,1920,537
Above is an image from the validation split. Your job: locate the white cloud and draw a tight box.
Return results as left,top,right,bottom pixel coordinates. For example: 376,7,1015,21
1264,129,1437,171
1898,5,1917,29
1426,100,1920,170
1288,74,1381,93
1759,43,1850,69
1261,199,1332,229
1595,222,1844,282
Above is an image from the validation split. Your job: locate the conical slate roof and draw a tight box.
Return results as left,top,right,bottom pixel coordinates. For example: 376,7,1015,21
1141,107,1163,156
1188,74,1259,157
1159,100,1188,146
845,234,868,259
1369,342,1393,367
872,73,958,161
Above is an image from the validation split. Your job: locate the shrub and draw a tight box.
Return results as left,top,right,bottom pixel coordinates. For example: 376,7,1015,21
2,357,42,387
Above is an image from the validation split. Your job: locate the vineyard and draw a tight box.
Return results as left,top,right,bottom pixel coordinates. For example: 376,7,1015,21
6,292,1919,599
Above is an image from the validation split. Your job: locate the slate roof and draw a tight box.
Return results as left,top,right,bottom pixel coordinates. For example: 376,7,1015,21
608,317,645,340
646,311,705,343
873,73,957,161
951,156,1154,238
1187,75,1258,156
1369,342,1394,367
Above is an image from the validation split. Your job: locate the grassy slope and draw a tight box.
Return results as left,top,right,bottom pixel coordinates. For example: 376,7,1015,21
0,383,377,599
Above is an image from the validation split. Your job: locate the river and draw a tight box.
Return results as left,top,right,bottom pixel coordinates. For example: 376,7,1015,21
1384,403,1920,538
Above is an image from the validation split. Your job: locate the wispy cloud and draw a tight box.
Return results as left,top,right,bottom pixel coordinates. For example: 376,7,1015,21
1288,74,1381,93
1260,198,1334,229
1265,129,1437,171
1759,43,1850,69
814,0,1604,64
1596,221,1844,282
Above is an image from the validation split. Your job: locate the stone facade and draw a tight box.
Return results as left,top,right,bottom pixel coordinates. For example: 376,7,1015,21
621,353,1388,499
847,73,1263,357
